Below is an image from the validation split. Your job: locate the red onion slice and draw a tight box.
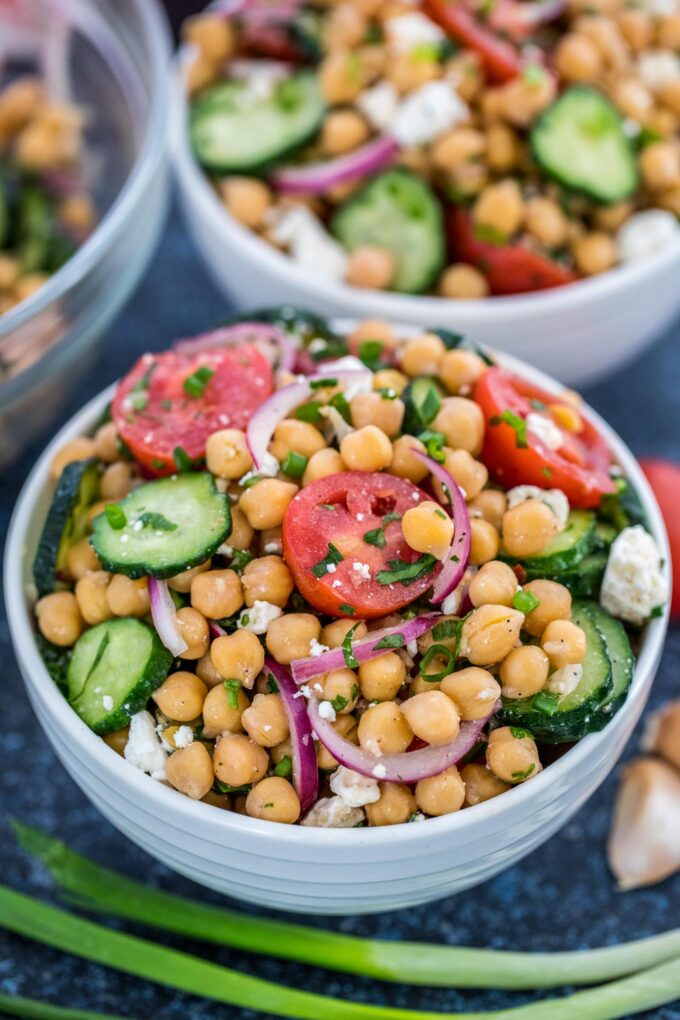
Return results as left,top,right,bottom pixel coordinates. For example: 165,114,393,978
308,697,497,783
411,449,471,605
291,613,440,685
265,657,318,812
246,368,371,469
173,322,297,373
148,578,188,658
271,136,399,196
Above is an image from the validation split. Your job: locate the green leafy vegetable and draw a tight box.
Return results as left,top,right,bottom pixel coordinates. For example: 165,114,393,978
312,543,344,578
490,410,528,449
376,554,436,587
183,365,215,398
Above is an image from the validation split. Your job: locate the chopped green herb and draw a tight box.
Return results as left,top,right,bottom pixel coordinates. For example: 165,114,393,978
183,365,215,398
351,683,360,700
309,377,338,390
104,504,127,530
384,511,402,525
473,223,507,246
320,504,335,511
377,387,397,400
281,451,308,478
311,543,344,578
329,391,351,423
240,614,250,627
418,429,446,463
274,755,293,778
263,802,275,809
530,398,547,411
331,694,349,713
230,549,255,573
358,339,383,371
173,446,195,472
532,690,560,716
266,674,279,694
338,602,356,616
523,63,547,87
373,633,406,651
432,619,459,641
295,402,322,424
310,338,349,362
224,680,242,710
459,739,488,768
342,622,361,669
542,466,553,479
376,554,437,587
215,781,251,796
136,511,177,532
363,527,387,549
512,764,536,782
160,399,173,411
419,643,455,682
129,390,148,412
150,458,166,471
241,474,261,489
651,605,664,619
434,508,447,520
490,409,528,449
512,590,540,614
510,726,532,740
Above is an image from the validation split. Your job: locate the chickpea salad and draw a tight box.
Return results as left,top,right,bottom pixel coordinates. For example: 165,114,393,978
32,309,667,827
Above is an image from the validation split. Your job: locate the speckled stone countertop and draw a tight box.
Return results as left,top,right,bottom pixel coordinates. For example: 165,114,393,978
1,205,678,1020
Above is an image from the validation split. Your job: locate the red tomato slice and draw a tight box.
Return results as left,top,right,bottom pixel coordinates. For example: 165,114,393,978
422,0,522,82
113,345,273,475
447,208,578,295
640,459,679,618
282,472,439,619
475,366,616,509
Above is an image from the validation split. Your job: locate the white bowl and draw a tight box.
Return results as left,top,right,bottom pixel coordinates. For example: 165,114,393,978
4,343,670,916
170,71,680,389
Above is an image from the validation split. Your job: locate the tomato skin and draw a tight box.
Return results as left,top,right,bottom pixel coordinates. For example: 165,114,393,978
422,0,522,82
475,367,616,509
113,345,273,475
447,208,578,295
640,459,679,618
282,472,439,619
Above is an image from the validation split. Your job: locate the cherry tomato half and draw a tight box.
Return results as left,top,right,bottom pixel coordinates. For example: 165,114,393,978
113,345,273,475
422,0,522,82
475,366,616,509
640,459,679,618
282,472,439,619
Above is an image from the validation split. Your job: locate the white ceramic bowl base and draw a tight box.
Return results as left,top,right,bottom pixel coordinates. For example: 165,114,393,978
5,348,669,915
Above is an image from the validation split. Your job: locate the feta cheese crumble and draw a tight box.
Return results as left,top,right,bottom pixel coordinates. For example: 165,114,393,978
526,413,563,451
309,638,330,657
600,525,668,626
356,81,399,132
637,49,680,92
372,763,387,779
301,796,365,828
269,205,348,280
318,700,337,722
617,210,680,263
546,663,583,699
392,82,469,147
174,725,194,749
238,600,283,634
330,766,381,807
352,561,371,581
124,711,167,780
385,12,446,52
506,485,570,528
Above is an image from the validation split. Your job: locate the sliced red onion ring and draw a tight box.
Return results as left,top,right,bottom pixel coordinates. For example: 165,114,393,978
173,322,296,373
411,449,471,605
271,136,399,196
265,657,318,812
291,613,440,685
246,367,371,469
308,697,497,783
148,577,188,658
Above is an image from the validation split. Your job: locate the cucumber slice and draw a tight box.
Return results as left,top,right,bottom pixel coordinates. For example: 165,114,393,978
522,552,607,598
33,458,101,598
331,169,445,294
503,510,596,574
593,521,618,551
91,472,231,580
402,376,444,435
190,71,326,173
67,619,172,734
497,600,613,743
531,86,638,204
588,602,635,721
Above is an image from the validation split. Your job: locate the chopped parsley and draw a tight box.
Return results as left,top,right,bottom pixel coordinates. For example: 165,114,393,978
510,726,532,740
173,445,197,472
311,543,344,578
376,553,437,587
309,377,338,390
281,451,308,478
418,429,446,463
490,410,528,449
331,694,349,713
129,390,148,412
363,511,402,549
512,590,540,614
358,339,383,371
342,622,362,669
512,764,536,782
137,511,177,532
241,473,261,488
339,602,356,616
295,401,322,424
105,504,127,530
266,674,279,694
274,755,293,778
373,633,406,651
183,365,215,398
230,549,255,573
329,391,351,423
224,679,242,710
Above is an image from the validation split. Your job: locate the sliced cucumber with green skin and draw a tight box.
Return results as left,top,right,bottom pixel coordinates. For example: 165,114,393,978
593,521,618,551
588,602,635,721
67,619,172,734
33,458,101,598
496,600,613,743
522,552,607,598
190,71,326,173
503,510,596,574
331,169,445,294
531,86,638,204
91,472,231,580
402,376,444,435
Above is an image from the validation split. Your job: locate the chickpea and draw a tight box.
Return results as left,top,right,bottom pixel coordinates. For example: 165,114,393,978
390,435,429,482
317,714,359,770
648,702,680,770
58,193,95,234
617,8,653,50
485,122,520,172
373,368,408,396
340,425,392,471
167,560,211,593
75,570,112,626
432,397,485,455
659,13,680,49
358,701,413,755
106,575,150,617
572,231,618,275
660,79,680,117
326,4,367,49
350,391,405,437
365,782,416,826
554,32,603,81
388,51,440,93
438,449,488,501
402,691,460,746
522,579,572,637
303,448,345,485
416,765,466,817
50,437,96,479
461,605,524,666
322,109,369,155
100,462,135,501
461,763,510,805
468,490,507,532
436,353,484,400
225,507,253,552
213,733,269,787
468,560,516,608
211,630,265,687
577,15,629,70
241,556,294,608
348,319,397,353
219,177,272,229
525,197,569,248
153,671,206,722
315,668,360,713
400,333,446,378
196,649,224,688
165,742,214,800
548,401,583,433
266,613,321,664
202,789,231,811
202,682,249,738
240,692,288,747
35,591,83,647
321,618,368,649
14,272,49,302
189,568,242,620
182,12,234,61
640,141,680,191
65,537,100,580
541,619,587,668
612,79,653,123
94,421,119,463
271,736,292,765
103,728,129,757
319,52,366,103
473,180,524,241
469,519,500,566
240,479,298,530
402,500,454,560
441,667,501,720
174,607,210,660
246,776,300,823
500,645,550,699
270,419,326,463
431,127,486,171
502,499,560,559
0,253,19,290
486,726,542,784
0,77,43,141
206,428,253,479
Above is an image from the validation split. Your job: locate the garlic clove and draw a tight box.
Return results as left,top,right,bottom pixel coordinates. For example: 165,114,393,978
641,700,680,771
608,757,680,891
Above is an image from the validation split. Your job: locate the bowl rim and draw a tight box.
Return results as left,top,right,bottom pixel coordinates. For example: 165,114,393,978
4,327,670,848
169,63,680,321
0,0,172,340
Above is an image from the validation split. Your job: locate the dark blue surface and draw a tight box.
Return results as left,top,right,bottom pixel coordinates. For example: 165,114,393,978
1,204,679,1019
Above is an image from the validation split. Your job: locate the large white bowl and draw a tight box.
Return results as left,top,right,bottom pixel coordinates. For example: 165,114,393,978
170,71,680,388
4,343,670,916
